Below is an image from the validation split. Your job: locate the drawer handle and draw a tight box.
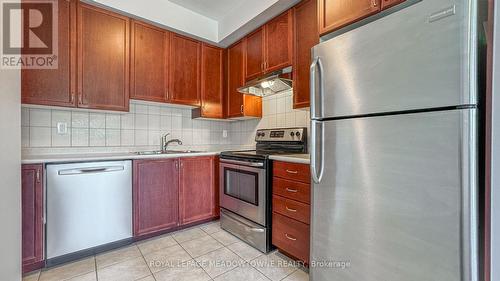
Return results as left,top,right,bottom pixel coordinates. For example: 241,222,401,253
285,188,298,193
286,169,298,174
285,206,297,212
285,233,297,241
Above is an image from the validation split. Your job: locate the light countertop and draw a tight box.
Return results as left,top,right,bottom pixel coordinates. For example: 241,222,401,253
22,151,220,164
269,154,310,164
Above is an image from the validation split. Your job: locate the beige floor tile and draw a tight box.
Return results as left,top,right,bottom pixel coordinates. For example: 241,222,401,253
96,245,142,269
194,247,245,278
23,270,40,281
213,265,269,281
39,257,95,281
137,235,178,255
250,252,297,281
180,235,224,258
143,244,192,273
97,256,150,281
153,260,210,281
282,269,309,281
67,272,96,281
199,221,222,234
210,230,240,246
227,241,263,262
172,227,207,243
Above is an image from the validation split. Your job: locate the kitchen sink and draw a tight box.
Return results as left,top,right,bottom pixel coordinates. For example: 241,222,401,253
134,150,202,155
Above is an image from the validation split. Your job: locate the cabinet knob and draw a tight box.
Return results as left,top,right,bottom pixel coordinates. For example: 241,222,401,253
372,0,378,6
36,169,40,183
240,105,244,114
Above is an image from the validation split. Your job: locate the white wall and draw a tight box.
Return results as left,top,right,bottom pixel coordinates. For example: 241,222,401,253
491,0,500,278
0,65,22,280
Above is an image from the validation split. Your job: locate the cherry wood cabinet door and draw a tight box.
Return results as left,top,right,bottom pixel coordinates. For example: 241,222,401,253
318,0,381,35
130,20,169,103
381,0,405,10
22,164,44,273
243,95,262,117
245,28,265,81
77,3,130,111
22,0,76,108
227,40,245,118
133,159,179,237
293,0,318,109
178,156,217,225
169,34,201,106
200,43,224,118
265,10,293,73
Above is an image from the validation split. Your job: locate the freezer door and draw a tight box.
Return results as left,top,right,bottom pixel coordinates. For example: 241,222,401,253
311,0,477,119
310,109,478,281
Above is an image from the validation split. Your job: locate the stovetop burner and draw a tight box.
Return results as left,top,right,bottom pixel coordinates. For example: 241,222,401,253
220,128,307,160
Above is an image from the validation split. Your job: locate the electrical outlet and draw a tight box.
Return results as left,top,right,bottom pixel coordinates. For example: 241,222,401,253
222,130,228,138
57,122,68,134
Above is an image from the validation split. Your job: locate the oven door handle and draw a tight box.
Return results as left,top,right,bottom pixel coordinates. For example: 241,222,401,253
220,159,264,168
222,210,265,233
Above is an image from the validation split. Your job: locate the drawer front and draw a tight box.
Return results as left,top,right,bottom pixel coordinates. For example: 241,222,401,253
273,195,310,224
273,161,310,183
272,213,310,263
273,177,310,204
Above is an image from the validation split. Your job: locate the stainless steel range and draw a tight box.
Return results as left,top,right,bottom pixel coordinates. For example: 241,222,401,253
219,127,307,253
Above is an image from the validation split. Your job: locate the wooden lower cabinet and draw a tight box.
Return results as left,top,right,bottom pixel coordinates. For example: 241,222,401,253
179,156,218,225
272,161,311,264
22,164,44,273
272,213,310,263
133,159,179,237
133,156,218,238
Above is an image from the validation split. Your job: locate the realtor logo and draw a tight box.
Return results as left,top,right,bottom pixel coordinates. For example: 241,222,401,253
1,0,58,69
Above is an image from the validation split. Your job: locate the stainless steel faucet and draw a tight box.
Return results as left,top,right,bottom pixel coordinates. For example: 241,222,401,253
161,133,183,152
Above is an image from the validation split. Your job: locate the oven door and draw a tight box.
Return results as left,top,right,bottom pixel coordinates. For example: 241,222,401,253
219,159,267,226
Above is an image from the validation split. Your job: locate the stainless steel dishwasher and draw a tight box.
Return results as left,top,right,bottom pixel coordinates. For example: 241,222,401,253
46,161,132,262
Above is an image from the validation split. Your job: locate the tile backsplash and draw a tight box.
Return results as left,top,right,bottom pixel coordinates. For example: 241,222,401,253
22,90,310,155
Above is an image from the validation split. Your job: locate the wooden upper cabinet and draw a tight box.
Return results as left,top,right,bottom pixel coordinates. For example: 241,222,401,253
293,0,319,109
318,0,381,35
22,164,44,273
381,0,405,10
130,20,169,103
77,3,130,111
245,10,293,81
245,28,265,81
22,0,76,108
227,40,245,118
264,10,293,73
199,43,224,119
133,159,179,237
169,34,201,106
179,156,217,225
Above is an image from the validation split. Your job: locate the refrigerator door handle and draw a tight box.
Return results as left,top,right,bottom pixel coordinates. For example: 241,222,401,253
310,56,324,120
311,120,325,183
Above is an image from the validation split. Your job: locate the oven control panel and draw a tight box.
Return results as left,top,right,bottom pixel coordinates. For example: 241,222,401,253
255,128,306,142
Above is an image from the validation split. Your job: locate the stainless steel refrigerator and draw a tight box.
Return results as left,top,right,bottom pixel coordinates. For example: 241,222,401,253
309,0,478,280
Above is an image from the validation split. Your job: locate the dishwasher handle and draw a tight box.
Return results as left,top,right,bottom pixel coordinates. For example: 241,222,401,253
58,165,125,176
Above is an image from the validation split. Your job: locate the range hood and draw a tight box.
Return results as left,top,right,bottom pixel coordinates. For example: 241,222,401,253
237,66,292,97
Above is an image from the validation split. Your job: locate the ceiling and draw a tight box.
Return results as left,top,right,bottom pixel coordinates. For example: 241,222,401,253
90,0,300,47
168,0,247,21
